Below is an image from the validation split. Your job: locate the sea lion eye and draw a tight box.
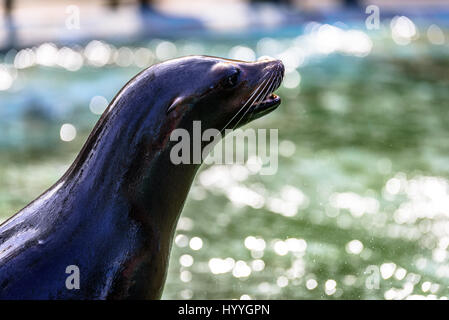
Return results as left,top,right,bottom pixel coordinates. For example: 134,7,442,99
224,70,240,88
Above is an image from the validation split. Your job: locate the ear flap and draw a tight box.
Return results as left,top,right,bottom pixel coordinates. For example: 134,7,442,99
167,96,186,114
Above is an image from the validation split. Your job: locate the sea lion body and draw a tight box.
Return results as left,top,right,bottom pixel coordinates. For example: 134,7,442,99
0,56,284,299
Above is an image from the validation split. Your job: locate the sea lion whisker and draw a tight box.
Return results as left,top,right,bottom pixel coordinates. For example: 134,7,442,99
228,73,271,122
251,73,276,108
232,72,276,130
247,73,279,123
253,75,273,104
232,74,275,130
271,71,281,93
247,75,274,107
264,74,278,101
218,73,271,133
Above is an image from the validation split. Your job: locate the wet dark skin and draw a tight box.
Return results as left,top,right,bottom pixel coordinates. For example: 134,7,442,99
0,56,284,299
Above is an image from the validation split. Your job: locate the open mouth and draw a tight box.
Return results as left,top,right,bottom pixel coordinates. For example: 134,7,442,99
229,60,284,127
251,93,281,115
248,76,283,119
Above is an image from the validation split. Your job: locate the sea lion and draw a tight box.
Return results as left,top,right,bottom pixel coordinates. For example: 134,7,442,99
0,55,284,299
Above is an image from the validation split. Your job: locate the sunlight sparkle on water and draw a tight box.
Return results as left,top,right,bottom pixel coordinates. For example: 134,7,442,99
59,123,77,142
380,263,396,280
209,257,235,275
180,254,194,267
277,276,289,288
427,24,446,45
134,48,154,68
177,217,194,231
282,70,301,89
89,95,108,115
391,175,449,224
57,47,83,71
391,16,417,45
285,238,307,253
330,192,379,217
233,260,252,278
156,41,177,60
0,66,13,90
189,237,203,251
279,140,296,157
306,279,318,290
244,236,266,251
114,47,134,67
257,38,282,58
394,268,407,280
251,259,265,272
267,185,308,217
325,279,337,295
14,49,36,69
36,43,58,66
227,186,264,208
180,270,192,282
346,240,363,255
273,240,288,256
84,40,112,67
304,24,372,57
175,234,189,248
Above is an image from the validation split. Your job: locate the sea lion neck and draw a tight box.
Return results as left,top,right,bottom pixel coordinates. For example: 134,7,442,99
60,69,201,233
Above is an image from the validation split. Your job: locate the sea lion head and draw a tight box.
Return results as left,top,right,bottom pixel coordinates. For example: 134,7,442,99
93,55,284,173
156,55,284,131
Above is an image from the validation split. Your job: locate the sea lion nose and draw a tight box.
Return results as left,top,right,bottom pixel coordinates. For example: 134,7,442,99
267,59,285,77
275,60,285,77
256,57,284,76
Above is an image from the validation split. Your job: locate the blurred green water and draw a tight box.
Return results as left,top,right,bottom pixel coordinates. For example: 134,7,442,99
1,34,449,300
